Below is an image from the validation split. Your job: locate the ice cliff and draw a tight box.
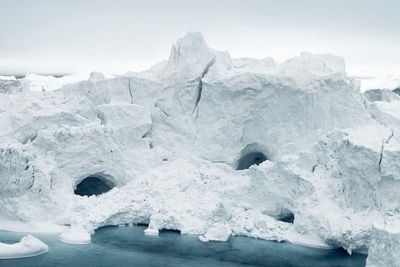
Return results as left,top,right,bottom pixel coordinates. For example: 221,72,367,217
0,32,399,264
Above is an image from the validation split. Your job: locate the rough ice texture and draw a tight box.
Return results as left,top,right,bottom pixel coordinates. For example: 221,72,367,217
0,235,48,259
0,78,24,94
366,220,400,266
0,32,399,260
364,89,400,103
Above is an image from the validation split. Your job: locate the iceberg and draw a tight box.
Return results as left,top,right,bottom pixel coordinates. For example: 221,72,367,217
0,32,399,263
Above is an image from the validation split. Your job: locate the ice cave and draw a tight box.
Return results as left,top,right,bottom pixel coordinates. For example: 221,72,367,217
236,152,268,170
236,143,269,170
74,176,115,197
275,210,295,224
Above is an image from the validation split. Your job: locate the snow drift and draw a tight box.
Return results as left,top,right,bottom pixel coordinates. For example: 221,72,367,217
0,32,399,264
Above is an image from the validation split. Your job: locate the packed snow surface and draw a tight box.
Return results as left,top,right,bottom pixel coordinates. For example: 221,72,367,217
0,235,48,259
0,32,399,263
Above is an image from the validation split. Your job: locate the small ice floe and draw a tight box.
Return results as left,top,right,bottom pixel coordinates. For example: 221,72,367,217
144,227,159,236
199,224,232,242
198,235,209,242
58,227,91,245
0,235,49,259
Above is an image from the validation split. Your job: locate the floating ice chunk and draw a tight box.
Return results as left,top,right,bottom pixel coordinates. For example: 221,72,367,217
144,227,159,236
204,224,232,242
198,235,209,242
58,227,91,245
0,235,49,259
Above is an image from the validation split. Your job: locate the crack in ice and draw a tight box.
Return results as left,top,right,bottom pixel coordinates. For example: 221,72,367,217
191,58,216,150
128,78,134,104
378,129,394,172
192,57,216,114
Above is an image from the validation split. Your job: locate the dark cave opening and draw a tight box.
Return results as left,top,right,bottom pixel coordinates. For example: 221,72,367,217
74,176,115,196
159,229,181,235
236,152,268,170
276,212,295,224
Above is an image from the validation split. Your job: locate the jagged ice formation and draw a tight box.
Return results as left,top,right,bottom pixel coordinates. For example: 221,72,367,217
1,32,400,264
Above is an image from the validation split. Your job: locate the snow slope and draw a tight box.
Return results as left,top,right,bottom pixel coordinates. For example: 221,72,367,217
0,32,399,263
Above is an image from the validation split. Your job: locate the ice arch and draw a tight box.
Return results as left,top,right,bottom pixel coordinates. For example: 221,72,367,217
236,143,270,170
74,176,115,196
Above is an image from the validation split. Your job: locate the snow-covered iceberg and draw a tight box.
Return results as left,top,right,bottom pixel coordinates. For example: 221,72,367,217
0,32,399,263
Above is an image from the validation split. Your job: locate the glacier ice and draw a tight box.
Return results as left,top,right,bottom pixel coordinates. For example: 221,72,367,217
0,32,399,263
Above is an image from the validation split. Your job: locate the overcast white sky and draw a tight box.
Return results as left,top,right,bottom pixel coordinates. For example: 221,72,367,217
0,0,399,77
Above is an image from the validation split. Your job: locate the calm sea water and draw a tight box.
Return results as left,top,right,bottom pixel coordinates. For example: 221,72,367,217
0,225,366,267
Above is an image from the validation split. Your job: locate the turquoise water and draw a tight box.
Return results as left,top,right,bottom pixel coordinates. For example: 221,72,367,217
0,226,366,267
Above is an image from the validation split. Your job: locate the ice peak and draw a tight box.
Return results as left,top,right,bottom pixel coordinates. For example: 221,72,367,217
174,32,209,53
158,32,231,83
165,32,213,78
169,32,212,66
